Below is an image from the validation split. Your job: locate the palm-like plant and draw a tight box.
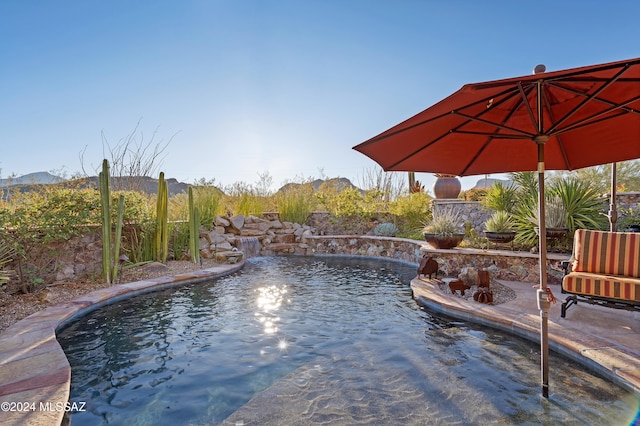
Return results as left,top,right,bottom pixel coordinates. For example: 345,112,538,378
482,182,519,213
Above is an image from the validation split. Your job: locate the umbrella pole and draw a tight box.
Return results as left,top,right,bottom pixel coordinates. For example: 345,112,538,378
535,138,550,399
609,163,618,231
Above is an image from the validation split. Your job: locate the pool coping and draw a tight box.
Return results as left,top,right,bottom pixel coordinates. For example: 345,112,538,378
0,261,244,426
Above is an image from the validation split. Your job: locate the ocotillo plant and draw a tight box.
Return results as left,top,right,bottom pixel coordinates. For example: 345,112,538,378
155,172,169,263
188,186,201,264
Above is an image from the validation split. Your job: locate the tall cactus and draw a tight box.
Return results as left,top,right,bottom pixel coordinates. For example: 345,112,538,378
111,195,125,282
188,186,201,264
155,172,169,263
99,160,125,284
99,160,113,284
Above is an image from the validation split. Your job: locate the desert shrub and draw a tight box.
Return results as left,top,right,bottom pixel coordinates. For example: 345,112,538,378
277,184,315,224
169,186,222,228
462,187,488,201
222,181,274,217
388,192,432,236
0,187,152,292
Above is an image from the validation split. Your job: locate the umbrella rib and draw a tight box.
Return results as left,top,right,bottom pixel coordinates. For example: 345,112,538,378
385,130,453,170
518,82,539,131
385,88,529,170
356,86,523,148
555,109,629,135
546,65,628,134
452,112,534,137
458,85,536,175
548,83,640,116
453,130,530,138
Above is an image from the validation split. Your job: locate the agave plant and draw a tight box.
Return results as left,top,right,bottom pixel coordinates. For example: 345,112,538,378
373,222,399,237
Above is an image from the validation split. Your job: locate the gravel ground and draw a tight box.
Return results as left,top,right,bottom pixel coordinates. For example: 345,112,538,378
436,279,517,305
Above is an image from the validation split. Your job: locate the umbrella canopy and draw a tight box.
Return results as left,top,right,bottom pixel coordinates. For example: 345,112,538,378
354,57,640,176
354,57,640,398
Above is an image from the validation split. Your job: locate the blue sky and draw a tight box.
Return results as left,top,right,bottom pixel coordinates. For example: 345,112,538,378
1,1,638,192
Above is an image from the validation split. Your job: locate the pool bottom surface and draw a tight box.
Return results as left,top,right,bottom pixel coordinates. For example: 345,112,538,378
58,256,639,425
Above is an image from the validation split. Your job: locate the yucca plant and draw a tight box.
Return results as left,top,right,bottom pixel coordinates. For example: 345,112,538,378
552,178,608,232
423,206,463,236
484,211,515,232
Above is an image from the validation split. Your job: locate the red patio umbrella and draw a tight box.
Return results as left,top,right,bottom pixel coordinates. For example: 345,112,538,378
353,57,640,398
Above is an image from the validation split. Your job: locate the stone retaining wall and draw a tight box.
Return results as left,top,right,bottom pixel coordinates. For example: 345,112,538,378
300,235,568,286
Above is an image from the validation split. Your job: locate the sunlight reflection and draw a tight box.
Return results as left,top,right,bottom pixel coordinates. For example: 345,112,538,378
255,284,288,335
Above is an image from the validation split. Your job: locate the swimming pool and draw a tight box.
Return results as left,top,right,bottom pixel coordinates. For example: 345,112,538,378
58,256,639,425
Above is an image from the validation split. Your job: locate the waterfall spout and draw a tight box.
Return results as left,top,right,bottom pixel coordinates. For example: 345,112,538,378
236,236,261,258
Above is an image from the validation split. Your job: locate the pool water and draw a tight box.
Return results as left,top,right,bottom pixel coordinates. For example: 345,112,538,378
58,256,639,425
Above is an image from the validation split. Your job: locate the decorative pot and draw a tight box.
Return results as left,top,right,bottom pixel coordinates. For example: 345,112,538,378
433,175,461,199
534,227,569,239
545,227,569,239
423,233,464,249
484,231,516,244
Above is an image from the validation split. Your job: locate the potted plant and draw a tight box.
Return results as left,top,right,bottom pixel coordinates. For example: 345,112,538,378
529,195,569,238
618,206,640,232
422,206,464,249
484,211,516,244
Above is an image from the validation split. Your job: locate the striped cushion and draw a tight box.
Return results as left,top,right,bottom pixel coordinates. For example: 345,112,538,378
563,272,640,302
572,230,640,277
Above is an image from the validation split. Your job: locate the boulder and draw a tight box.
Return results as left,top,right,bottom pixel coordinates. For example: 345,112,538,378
230,214,245,231
215,216,230,227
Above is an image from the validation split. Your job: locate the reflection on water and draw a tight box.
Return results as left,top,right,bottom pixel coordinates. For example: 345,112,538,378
255,284,288,334
58,256,640,425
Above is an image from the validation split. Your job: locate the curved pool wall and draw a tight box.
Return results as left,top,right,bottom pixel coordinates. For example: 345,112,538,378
0,235,639,425
57,256,638,425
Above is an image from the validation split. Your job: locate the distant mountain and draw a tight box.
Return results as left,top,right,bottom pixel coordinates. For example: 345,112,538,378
1,172,359,197
0,173,191,197
72,176,191,197
277,178,361,194
471,177,514,189
0,172,65,187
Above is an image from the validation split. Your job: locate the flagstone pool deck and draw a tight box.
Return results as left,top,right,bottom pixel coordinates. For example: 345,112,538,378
1,260,639,425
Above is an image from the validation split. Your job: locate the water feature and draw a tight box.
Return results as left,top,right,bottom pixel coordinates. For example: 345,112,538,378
235,236,261,257
57,256,639,425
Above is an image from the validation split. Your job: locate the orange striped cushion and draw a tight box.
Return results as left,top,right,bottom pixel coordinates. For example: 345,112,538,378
572,230,640,277
563,272,640,302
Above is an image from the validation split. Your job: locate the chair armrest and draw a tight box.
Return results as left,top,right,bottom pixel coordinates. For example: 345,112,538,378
561,260,571,275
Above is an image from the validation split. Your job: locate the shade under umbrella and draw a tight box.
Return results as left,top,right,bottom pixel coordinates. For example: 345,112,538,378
354,57,640,397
